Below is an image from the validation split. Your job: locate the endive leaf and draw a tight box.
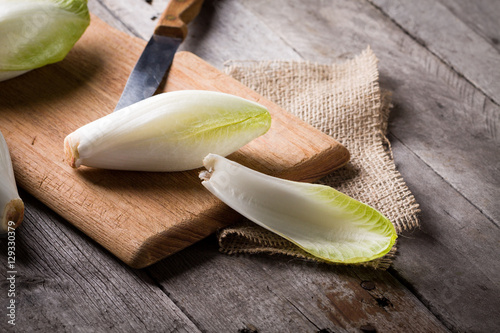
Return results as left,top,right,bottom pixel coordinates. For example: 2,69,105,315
64,90,271,172
0,131,24,233
0,0,90,80
200,154,397,264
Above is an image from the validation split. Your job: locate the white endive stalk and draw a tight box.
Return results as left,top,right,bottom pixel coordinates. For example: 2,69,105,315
200,154,397,264
0,131,24,233
64,90,271,172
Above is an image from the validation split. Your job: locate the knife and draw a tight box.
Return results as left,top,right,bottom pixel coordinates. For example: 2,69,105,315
114,0,204,111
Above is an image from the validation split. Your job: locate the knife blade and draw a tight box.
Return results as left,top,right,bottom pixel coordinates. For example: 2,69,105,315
114,0,204,111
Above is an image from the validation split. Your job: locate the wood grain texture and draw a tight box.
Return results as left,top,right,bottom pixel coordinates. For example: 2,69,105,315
2,0,498,332
88,0,158,38
231,0,500,331
370,0,500,106
0,16,349,268
437,0,500,53
0,192,200,333
149,237,449,333
389,136,500,332
87,0,139,37
91,0,303,63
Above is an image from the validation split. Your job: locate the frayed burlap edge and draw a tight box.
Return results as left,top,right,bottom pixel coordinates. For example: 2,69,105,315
218,47,420,270
218,221,398,270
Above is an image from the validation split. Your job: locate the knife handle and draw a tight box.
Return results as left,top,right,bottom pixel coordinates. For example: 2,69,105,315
155,0,204,40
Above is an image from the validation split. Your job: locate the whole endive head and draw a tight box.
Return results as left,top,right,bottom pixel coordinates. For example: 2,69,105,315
64,90,272,172
0,0,90,82
0,131,24,233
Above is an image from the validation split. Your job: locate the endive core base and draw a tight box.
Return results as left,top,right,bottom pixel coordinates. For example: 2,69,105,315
64,135,80,169
1,199,24,233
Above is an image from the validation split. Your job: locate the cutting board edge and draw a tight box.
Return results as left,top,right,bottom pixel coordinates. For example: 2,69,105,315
126,204,240,269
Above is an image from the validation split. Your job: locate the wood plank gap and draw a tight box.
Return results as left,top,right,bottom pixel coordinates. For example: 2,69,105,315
436,1,500,51
367,0,500,108
270,286,323,331
144,267,204,331
149,237,449,332
387,266,455,333
351,268,453,332
436,0,500,53
0,193,202,332
237,1,305,60
390,131,499,229
94,0,144,39
28,200,202,329
388,136,500,331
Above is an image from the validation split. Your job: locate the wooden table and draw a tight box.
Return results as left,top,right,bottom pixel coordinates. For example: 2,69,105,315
1,0,498,332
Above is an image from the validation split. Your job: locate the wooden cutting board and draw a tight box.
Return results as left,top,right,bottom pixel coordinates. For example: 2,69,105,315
0,15,349,268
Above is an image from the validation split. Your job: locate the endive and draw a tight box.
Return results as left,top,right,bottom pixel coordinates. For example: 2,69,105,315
64,90,272,171
200,154,397,264
0,0,90,82
0,131,24,233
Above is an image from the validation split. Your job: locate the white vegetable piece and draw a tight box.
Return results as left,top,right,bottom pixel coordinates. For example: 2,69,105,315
0,0,90,82
64,90,272,172
0,131,24,233
200,154,397,264
0,70,30,82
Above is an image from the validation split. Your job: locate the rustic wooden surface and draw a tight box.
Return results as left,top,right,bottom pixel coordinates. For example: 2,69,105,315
1,0,499,332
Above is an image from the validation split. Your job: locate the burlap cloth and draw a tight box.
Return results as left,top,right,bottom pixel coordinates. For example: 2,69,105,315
218,48,420,270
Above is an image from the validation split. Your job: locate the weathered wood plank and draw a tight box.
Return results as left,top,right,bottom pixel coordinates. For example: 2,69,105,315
88,0,161,39
87,0,137,37
178,0,302,64
5,0,496,332
235,0,500,331
0,192,200,333
370,0,500,106
89,0,302,63
388,136,500,332
438,0,500,53
149,237,449,333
